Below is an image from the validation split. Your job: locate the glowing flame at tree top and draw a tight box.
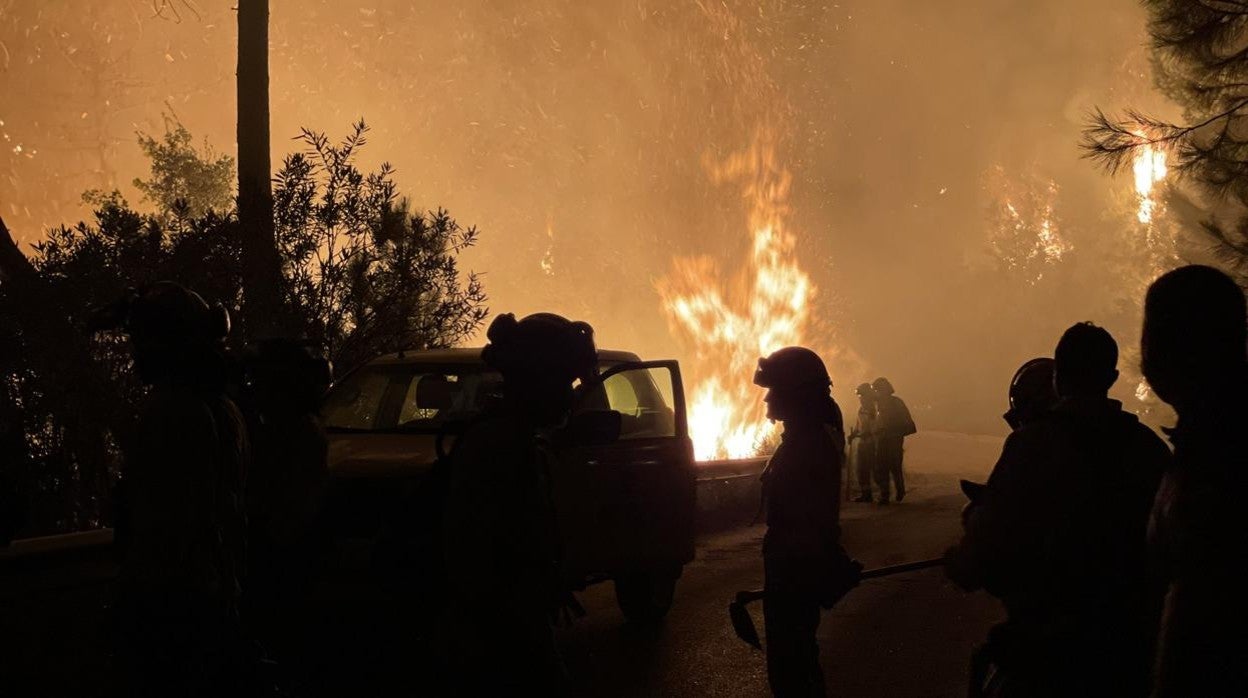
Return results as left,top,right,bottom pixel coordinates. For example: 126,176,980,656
658,132,814,461
1132,139,1167,225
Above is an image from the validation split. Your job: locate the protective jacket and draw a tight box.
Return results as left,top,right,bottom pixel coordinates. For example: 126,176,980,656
113,382,249,697
874,394,916,442
1150,389,1248,697
764,421,843,553
947,397,1169,696
761,409,852,698
442,413,565,694
117,384,248,601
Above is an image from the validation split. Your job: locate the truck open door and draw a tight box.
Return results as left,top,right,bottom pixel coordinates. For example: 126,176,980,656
557,360,696,621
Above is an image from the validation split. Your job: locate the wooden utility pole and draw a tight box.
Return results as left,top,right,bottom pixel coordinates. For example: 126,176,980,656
237,0,285,337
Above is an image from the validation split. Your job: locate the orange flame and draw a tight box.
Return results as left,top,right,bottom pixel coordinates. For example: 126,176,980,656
1132,140,1167,225
658,132,814,461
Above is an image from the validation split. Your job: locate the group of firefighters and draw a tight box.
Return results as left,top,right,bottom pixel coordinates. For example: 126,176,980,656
752,264,1248,697
847,376,917,505
83,262,1248,697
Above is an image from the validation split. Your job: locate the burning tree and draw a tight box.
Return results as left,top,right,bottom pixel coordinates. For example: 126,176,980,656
658,131,817,461
983,167,1071,285
1083,0,1248,282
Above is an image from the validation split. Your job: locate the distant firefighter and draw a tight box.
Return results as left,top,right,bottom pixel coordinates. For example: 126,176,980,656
870,377,915,504
848,382,878,503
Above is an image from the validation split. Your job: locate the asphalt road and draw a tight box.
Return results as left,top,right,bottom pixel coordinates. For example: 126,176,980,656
1,467,1002,697
557,471,1002,698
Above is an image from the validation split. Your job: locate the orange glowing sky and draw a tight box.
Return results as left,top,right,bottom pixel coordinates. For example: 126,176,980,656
0,1,1178,434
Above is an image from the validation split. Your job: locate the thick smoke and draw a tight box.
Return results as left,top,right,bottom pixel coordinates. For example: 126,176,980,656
1,0,1174,434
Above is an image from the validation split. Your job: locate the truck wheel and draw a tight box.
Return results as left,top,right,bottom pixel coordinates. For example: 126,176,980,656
614,569,679,623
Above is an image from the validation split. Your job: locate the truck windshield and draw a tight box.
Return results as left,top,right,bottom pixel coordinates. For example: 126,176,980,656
323,359,673,437
323,365,502,433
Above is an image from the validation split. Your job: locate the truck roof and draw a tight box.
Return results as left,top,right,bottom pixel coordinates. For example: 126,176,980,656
366,347,642,367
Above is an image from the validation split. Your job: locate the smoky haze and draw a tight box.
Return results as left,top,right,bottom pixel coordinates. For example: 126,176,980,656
1,0,1174,436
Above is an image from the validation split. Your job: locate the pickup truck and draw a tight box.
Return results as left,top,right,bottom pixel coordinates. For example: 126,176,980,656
320,348,697,622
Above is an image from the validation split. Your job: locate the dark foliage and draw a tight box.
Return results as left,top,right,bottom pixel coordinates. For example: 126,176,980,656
274,121,487,372
1083,0,1248,279
0,121,487,535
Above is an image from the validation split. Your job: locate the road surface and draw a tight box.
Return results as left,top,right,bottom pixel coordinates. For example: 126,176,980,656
287,469,1001,697
3,434,1005,697
556,471,1002,697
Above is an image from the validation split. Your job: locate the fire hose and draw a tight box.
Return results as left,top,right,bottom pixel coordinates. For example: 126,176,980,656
728,557,946,649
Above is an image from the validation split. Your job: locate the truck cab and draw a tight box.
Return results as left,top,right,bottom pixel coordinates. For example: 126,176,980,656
320,348,696,621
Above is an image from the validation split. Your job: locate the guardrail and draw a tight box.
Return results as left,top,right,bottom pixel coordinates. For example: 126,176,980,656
695,456,768,481
0,528,114,562
694,457,767,531
1,457,772,562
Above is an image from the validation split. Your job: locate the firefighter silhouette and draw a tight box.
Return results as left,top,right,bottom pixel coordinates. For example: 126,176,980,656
240,338,331,661
870,377,915,504
98,282,250,697
947,323,1169,697
441,312,597,696
1144,265,1248,697
755,347,859,697
849,383,878,503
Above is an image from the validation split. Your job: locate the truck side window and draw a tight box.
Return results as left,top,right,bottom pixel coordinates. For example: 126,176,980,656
599,368,677,440
603,373,640,417
397,374,458,426
323,369,391,430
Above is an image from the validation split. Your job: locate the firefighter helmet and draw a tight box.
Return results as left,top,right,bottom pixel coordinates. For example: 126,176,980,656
754,346,832,391
871,376,895,396
91,281,230,350
1004,357,1057,429
1008,357,1057,411
481,312,598,384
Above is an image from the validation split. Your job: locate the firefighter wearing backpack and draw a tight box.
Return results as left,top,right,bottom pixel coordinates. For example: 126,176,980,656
441,312,597,696
870,377,916,504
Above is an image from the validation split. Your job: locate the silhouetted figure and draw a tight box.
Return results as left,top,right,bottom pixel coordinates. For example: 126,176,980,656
241,339,331,662
947,323,1170,697
441,313,597,696
959,358,1059,531
102,282,249,697
755,347,857,697
870,377,915,504
849,382,878,503
1143,265,1248,697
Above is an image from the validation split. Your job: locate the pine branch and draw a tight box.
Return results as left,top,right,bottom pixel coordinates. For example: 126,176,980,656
1081,98,1248,173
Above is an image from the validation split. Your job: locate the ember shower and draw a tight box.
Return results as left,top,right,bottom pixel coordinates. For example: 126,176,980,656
0,0,1174,439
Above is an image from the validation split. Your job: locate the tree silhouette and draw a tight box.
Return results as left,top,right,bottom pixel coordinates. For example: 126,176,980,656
1083,0,1248,280
0,122,487,536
